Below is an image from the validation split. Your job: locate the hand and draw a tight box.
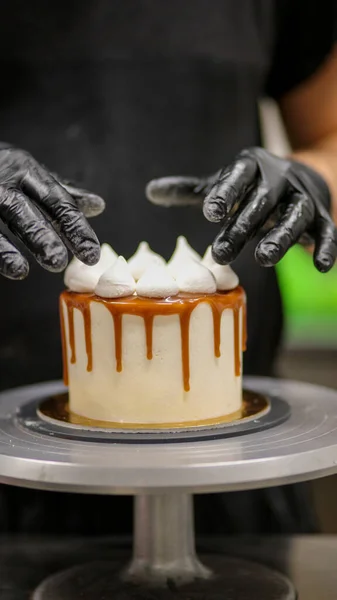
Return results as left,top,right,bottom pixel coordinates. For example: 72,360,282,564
0,144,105,280
146,147,337,273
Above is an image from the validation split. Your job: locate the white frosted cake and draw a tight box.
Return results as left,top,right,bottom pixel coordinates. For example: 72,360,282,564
60,237,246,428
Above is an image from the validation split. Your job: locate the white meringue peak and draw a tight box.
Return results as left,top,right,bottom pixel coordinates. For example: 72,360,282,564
128,241,165,281
202,245,216,269
95,256,136,298
168,235,201,270
168,237,202,280
136,264,179,298
99,243,118,270
175,260,217,294
67,264,102,293
64,255,83,289
64,243,117,290
210,264,239,291
65,237,239,297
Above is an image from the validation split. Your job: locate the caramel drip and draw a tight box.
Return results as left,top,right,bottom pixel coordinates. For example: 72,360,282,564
210,304,222,358
59,299,69,386
242,302,247,351
233,306,241,377
179,310,192,392
144,314,154,360
83,304,93,372
60,288,246,392
67,305,76,364
112,313,123,372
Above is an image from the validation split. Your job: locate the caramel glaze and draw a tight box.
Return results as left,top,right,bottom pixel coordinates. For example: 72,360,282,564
60,287,246,392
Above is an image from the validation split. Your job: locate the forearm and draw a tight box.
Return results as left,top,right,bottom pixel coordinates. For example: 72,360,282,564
278,46,337,222
291,132,337,222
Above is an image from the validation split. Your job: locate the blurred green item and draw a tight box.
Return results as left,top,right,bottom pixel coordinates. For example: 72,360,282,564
276,246,337,347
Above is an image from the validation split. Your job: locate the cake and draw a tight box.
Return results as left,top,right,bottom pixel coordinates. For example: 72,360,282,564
60,237,246,428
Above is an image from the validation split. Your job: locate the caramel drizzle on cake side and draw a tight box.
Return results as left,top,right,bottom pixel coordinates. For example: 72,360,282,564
60,289,246,391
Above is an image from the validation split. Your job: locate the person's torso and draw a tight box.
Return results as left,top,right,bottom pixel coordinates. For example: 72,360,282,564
0,0,282,389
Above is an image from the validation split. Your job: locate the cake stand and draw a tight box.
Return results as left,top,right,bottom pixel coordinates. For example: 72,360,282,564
1,376,337,599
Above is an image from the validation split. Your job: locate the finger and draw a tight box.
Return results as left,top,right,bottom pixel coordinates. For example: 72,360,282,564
203,154,257,223
65,188,105,218
146,176,208,207
52,175,106,218
0,231,29,280
211,184,279,264
255,192,314,266
313,218,337,273
21,163,100,265
0,186,68,272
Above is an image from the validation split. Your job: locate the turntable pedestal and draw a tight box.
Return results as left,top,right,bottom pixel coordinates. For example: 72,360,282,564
126,494,211,584
1,377,337,598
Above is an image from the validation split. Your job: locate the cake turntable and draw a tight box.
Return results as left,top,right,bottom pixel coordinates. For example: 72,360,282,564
1,376,337,599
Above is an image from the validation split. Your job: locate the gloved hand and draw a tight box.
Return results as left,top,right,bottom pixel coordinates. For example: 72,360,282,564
0,143,105,280
146,147,337,273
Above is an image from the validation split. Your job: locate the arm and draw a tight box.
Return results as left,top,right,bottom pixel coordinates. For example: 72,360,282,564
146,49,337,272
280,46,337,222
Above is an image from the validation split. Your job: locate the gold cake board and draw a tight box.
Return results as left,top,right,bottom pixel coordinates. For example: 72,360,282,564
38,389,270,432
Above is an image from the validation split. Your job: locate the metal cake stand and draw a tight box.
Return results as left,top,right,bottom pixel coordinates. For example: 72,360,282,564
1,376,337,599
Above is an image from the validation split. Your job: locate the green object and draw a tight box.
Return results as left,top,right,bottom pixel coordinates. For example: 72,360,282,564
276,246,337,346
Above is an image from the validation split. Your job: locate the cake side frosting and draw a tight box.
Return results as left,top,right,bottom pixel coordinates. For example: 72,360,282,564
60,237,246,426
60,288,246,391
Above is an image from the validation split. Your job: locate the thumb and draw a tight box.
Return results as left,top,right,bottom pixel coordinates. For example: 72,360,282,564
52,173,106,218
146,175,210,207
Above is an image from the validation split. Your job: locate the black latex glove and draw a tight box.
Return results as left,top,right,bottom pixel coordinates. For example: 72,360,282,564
146,147,337,273
0,144,105,280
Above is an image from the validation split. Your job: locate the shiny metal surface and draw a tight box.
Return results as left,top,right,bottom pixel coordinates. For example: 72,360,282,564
1,535,336,599
125,494,211,584
32,494,296,598
18,389,290,442
0,377,337,494
33,556,296,599
34,491,292,597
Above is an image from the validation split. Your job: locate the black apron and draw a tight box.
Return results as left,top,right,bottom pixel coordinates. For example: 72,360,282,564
0,0,318,534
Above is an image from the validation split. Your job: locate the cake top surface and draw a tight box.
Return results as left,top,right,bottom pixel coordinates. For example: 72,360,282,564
64,236,239,299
